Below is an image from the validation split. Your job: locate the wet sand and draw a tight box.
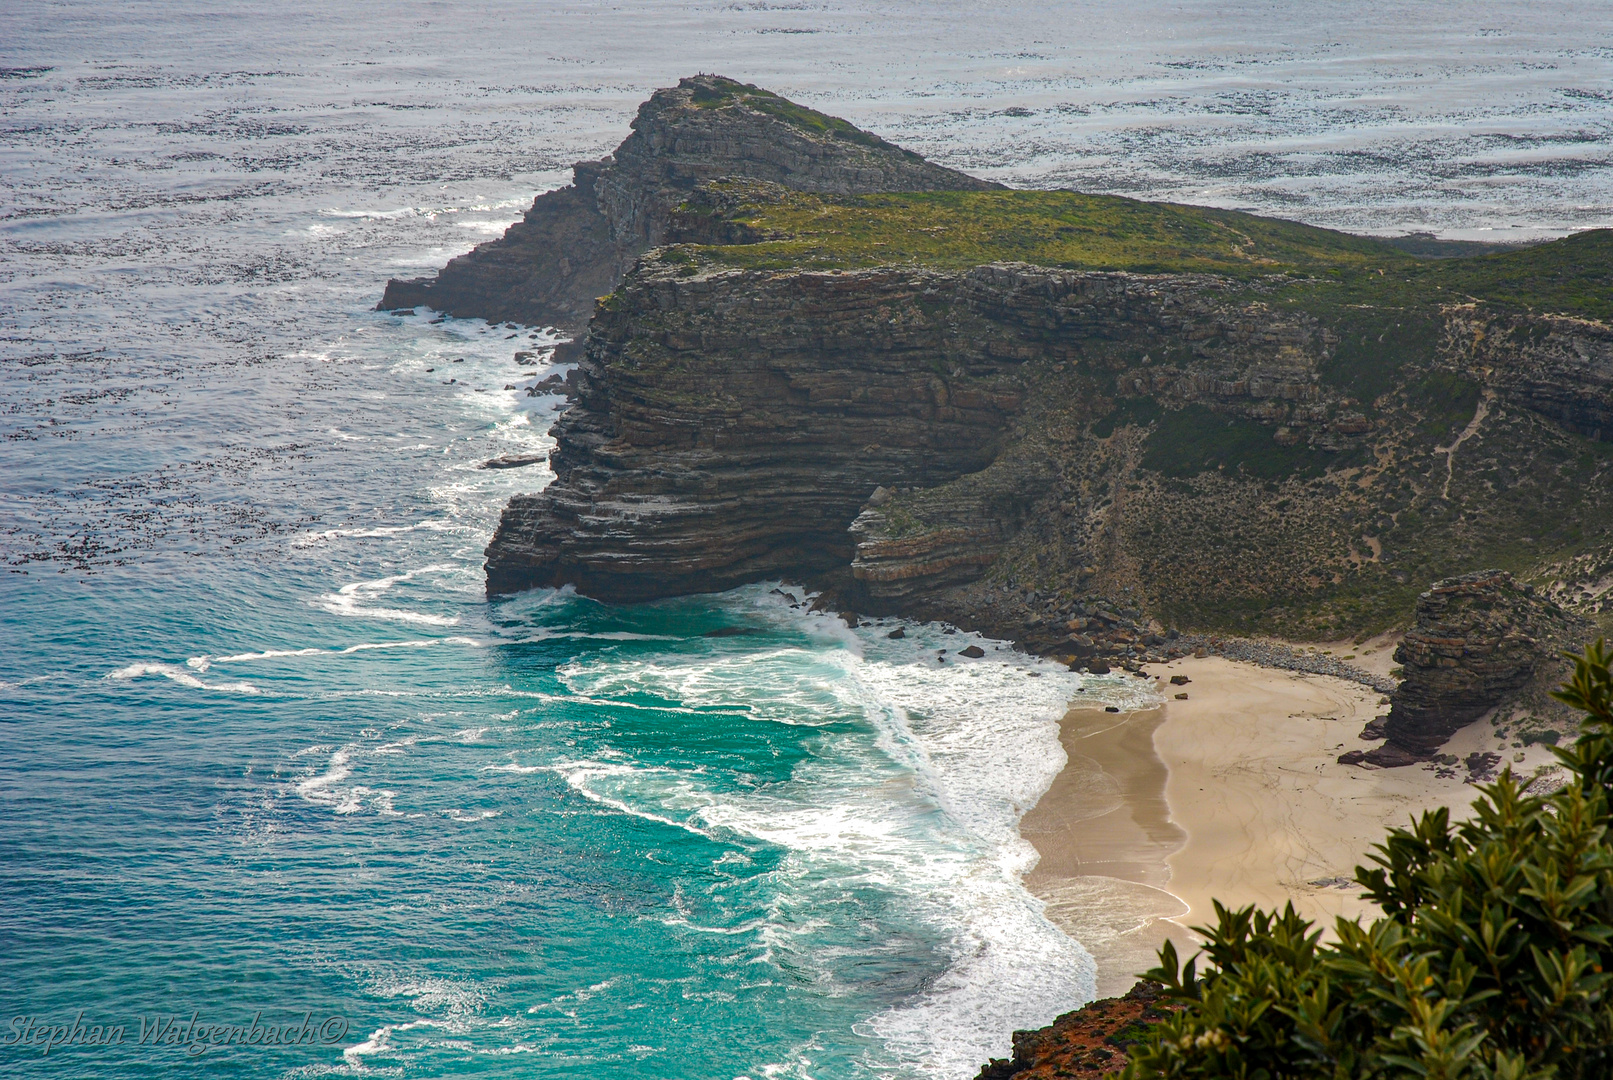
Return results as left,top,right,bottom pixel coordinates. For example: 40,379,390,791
1023,656,1479,998
1020,702,1194,997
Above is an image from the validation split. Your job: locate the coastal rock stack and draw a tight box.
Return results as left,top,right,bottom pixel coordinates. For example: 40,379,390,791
1366,570,1582,763
378,75,997,331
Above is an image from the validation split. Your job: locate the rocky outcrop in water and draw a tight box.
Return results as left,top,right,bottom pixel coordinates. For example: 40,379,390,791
1357,570,1588,763
379,75,997,331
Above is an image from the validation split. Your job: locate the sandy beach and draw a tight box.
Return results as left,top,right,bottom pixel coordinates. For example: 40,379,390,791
1022,652,1559,998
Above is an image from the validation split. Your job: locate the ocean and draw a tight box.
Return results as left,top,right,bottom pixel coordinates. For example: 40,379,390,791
2,2,1609,1076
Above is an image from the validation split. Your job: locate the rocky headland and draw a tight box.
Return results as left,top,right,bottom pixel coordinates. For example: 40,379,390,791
380,75,997,332
395,77,1613,755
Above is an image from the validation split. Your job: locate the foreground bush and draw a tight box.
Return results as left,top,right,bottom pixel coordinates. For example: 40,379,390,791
1124,642,1613,1080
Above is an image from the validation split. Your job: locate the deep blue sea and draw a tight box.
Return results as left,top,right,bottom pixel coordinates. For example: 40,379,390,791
3,2,1610,1077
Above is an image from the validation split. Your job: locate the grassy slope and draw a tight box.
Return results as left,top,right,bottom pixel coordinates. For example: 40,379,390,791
678,185,1613,321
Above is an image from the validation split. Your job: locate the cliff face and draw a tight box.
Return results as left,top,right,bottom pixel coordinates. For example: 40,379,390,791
379,75,997,331
483,262,1030,599
483,256,1394,603
1445,308,1613,442
486,234,1613,657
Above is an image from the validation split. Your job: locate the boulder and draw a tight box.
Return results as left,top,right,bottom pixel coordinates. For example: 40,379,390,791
1368,570,1578,763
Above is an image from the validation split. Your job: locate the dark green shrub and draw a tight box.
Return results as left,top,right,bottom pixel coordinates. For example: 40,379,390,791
1124,641,1613,1080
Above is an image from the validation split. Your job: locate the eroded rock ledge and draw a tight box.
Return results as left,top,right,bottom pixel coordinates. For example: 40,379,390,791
483,262,1032,599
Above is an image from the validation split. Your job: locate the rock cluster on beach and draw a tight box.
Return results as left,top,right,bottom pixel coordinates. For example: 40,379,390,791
1347,570,1590,764
379,75,995,331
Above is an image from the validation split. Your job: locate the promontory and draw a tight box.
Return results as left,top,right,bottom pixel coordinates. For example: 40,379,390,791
387,75,1613,760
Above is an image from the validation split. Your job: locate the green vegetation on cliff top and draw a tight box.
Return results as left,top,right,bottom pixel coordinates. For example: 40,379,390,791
674,185,1613,320
685,76,900,152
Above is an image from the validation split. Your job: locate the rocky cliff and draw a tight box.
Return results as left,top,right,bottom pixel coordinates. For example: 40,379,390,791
379,75,996,331
483,261,1030,598
1349,570,1591,763
473,82,1613,753
976,981,1174,1080
486,216,1613,644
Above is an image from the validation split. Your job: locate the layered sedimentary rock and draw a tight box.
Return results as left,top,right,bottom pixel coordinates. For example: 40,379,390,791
379,75,996,331
1444,307,1613,442
1364,570,1586,761
483,263,1031,599
483,257,1397,604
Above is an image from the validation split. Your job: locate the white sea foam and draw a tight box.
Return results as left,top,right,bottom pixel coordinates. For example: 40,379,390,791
317,565,468,626
552,583,1159,1076
0,672,65,690
293,520,473,548
293,747,401,817
187,636,482,672
105,662,259,695
441,808,502,821
296,749,354,803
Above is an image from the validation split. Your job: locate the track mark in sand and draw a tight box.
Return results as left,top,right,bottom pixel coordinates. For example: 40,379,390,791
1436,391,1493,500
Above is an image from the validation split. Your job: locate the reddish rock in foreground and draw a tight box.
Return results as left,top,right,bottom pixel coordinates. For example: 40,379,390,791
975,982,1174,1080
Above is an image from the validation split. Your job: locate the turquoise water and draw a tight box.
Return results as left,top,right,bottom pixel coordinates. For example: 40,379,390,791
0,292,1125,1077
0,291,1125,1076
3,542,1111,1077
5,2,1608,1075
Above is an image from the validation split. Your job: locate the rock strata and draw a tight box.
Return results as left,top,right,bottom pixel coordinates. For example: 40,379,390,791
483,254,1389,606
379,75,995,331
483,261,1031,599
1367,570,1585,762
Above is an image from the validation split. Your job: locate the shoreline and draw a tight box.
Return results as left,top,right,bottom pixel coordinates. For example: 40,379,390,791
1022,655,1483,999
